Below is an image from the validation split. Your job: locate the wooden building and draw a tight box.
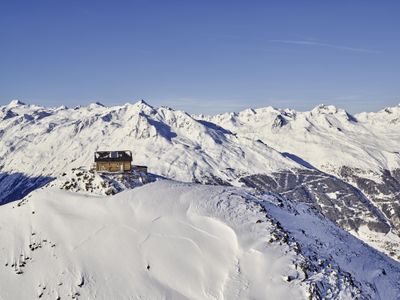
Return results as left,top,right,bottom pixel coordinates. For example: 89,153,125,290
95,150,132,173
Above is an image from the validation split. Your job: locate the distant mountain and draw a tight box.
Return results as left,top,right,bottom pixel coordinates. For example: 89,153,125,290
200,103,400,172
0,100,399,261
199,103,400,258
0,100,299,183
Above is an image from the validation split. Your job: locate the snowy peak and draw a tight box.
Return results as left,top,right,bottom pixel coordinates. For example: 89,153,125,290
7,99,26,108
0,100,302,186
356,103,400,125
129,99,155,112
309,104,357,123
1,100,398,176
381,103,400,114
87,101,105,109
202,102,399,171
311,104,340,114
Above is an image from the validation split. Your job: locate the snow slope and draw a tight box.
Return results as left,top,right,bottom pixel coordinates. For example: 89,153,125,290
1,180,400,299
258,192,400,300
0,180,311,300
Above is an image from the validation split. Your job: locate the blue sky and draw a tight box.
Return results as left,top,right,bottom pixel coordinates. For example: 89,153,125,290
0,0,399,114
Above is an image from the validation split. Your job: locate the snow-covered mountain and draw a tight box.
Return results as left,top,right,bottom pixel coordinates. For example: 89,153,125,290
200,104,400,172
1,99,400,298
199,103,400,257
0,100,299,187
1,100,399,255
1,180,399,299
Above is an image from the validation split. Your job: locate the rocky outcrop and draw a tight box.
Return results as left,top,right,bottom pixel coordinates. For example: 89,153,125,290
240,169,391,234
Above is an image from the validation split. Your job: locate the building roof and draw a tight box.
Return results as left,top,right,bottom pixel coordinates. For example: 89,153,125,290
94,151,132,162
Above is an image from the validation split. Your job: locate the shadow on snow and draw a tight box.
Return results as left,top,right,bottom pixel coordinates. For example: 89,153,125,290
0,172,54,205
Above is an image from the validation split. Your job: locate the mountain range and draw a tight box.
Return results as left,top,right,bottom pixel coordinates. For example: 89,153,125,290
1,99,399,299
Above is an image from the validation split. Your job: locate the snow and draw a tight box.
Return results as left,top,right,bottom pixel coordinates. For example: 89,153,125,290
1,179,399,299
200,103,400,173
46,167,151,195
6,99,26,108
0,101,301,184
0,181,311,300
353,225,400,260
1,100,400,298
2,99,398,181
260,196,400,300
326,192,339,199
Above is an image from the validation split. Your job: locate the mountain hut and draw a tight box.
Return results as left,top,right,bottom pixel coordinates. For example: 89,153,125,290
94,150,132,173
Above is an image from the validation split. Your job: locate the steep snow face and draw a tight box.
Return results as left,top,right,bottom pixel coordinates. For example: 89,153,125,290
0,181,312,300
0,100,300,186
201,104,400,173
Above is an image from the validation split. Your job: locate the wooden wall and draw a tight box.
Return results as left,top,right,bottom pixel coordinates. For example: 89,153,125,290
96,161,132,172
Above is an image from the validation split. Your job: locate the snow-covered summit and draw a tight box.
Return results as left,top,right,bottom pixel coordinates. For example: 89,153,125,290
7,99,26,108
311,104,340,114
87,102,105,109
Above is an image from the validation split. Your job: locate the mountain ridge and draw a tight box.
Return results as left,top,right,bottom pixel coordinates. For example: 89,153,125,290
1,100,399,261
2,179,400,299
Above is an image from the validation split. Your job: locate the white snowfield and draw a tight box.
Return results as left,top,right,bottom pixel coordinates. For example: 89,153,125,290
0,181,310,300
1,180,399,300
